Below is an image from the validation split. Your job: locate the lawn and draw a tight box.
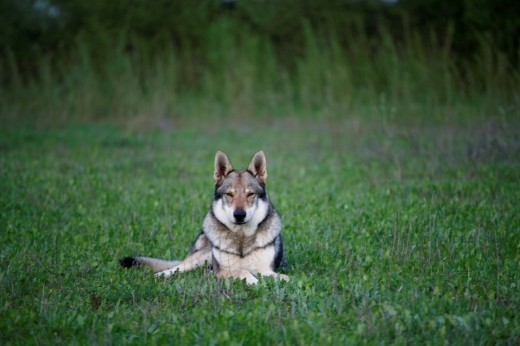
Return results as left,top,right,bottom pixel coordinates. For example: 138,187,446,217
0,117,518,344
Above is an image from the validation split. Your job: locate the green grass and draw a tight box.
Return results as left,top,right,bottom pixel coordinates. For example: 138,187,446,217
1,118,518,344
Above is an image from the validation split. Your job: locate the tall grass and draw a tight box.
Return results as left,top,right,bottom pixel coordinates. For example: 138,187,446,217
1,18,518,126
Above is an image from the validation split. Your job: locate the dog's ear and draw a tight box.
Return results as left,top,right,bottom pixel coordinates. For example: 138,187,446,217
248,150,267,184
214,151,233,184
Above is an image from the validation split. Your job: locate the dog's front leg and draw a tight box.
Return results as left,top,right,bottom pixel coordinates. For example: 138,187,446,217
155,245,212,279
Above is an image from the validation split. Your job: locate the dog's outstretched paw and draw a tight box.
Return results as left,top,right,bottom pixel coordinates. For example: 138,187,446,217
278,274,290,282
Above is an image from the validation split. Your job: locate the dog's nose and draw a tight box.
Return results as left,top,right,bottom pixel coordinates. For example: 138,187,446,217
233,209,247,223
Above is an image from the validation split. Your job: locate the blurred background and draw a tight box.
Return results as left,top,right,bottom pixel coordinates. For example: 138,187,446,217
0,0,518,127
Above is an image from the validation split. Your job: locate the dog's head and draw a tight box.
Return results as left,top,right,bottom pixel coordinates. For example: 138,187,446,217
212,150,269,226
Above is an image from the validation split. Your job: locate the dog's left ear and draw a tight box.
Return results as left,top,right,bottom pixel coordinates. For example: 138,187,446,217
248,150,267,184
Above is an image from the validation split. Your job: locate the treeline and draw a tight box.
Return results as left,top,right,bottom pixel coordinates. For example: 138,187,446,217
1,0,518,84
1,0,518,123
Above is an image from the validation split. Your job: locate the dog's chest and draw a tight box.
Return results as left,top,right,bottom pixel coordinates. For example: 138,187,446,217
213,246,275,273
209,227,274,257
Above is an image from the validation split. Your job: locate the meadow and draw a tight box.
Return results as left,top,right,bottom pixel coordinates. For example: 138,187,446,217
1,115,519,344
1,6,520,344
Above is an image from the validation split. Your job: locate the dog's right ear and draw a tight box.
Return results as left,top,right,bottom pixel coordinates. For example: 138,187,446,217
214,151,233,184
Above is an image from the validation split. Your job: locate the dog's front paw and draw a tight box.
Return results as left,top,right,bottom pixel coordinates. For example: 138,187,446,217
278,274,290,282
245,275,259,285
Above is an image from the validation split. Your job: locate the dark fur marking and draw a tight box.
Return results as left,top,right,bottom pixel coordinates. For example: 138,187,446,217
214,185,223,200
213,244,243,257
257,203,273,229
256,237,277,251
273,235,284,270
212,253,220,272
212,236,278,258
256,183,267,200
189,231,209,254
119,257,138,268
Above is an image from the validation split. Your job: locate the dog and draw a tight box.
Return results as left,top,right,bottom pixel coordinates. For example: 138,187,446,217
120,150,288,285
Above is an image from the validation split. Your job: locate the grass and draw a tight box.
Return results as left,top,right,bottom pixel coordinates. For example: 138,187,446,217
0,117,519,344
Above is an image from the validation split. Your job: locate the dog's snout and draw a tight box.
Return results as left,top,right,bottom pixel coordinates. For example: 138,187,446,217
233,209,247,222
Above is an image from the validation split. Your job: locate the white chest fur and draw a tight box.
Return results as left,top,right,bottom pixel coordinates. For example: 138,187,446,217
213,245,275,274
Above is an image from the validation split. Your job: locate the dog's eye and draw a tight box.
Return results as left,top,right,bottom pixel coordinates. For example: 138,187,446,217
247,192,255,197
225,192,234,197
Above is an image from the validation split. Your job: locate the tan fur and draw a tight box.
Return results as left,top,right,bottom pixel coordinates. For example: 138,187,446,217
131,257,181,272
157,246,212,274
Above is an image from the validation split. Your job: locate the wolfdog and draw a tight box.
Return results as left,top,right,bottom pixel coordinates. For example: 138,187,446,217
120,150,288,285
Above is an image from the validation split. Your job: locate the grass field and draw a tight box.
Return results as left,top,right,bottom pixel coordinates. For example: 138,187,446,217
0,116,518,344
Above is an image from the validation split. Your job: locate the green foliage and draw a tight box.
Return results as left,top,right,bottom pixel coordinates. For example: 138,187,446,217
1,120,519,344
1,16,519,125
2,0,519,70
0,0,519,125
